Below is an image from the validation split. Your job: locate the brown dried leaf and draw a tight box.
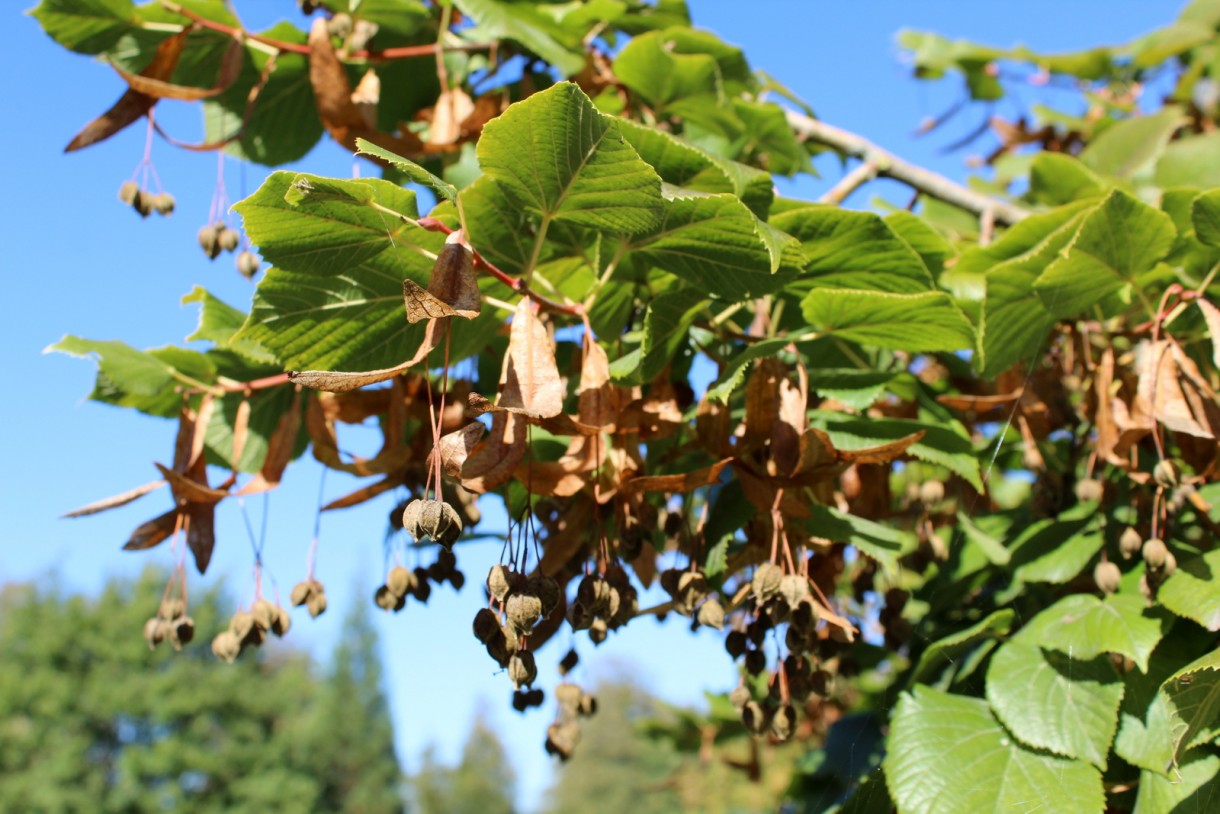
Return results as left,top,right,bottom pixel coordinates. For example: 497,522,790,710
111,36,244,101
1198,298,1220,371
438,421,486,479
516,436,603,497
836,431,925,465
123,509,178,551
624,458,732,494
230,398,252,473
743,358,785,452
788,428,848,481
322,472,403,511
156,463,229,504
461,411,528,493
577,337,620,429
937,392,1021,416
239,393,303,494
1139,340,1213,438
171,395,214,473
350,68,379,130
499,300,565,419
63,480,166,518
695,396,733,457
186,501,216,574
429,87,475,146
538,500,594,576
771,377,806,476
404,234,481,323
65,30,188,151
291,323,443,392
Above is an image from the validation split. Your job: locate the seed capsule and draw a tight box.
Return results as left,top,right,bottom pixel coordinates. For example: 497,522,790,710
729,685,751,710
473,608,500,644
252,599,277,631
752,563,783,603
1094,561,1121,594
217,226,240,253
168,615,195,649
211,630,241,663
487,565,513,602
1075,479,1104,503
741,701,772,736
508,651,537,688
307,591,328,618
118,180,140,205
236,250,260,279
151,192,175,215
545,721,580,761
530,575,561,617
229,610,255,641
1153,459,1180,489
1143,538,1169,570
918,480,945,505
290,581,314,606
1119,527,1142,560
770,703,796,742
144,617,168,649
696,598,725,630
387,565,413,598
506,593,543,636
271,606,291,637
198,225,221,259
745,649,767,676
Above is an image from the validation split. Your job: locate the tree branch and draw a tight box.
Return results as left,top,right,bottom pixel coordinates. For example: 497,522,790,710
786,110,1030,225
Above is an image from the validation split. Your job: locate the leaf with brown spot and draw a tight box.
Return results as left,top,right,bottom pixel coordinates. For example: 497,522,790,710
240,392,303,494
625,458,732,494
156,463,229,504
63,480,166,518
461,411,528,493
123,509,178,551
111,36,244,101
322,472,403,511
66,29,189,151
497,300,565,419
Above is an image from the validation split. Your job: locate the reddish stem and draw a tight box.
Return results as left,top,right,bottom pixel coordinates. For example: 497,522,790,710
418,218,585,317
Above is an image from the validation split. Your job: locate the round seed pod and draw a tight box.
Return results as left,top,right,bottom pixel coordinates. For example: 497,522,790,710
770,703,796,742
744,648,767,676
529,575,561,617
387,565,413,598
578,693,598,717
1143,538,1169,570
618,525,646,561
677,572,708,612
473,608,501,644
555,682,582,714
374,585,401,612
1162,550,1177,577
307,592,328,618
1094,561,1121,594
608,584,638,630
144,617,168,649
791,596,819,632
118,180,140,205
252,599,277,631
487,565,513,602
558,648,579,676
729,685,751,710
448,570,466,591
918,480,945,505
436,547,457,573
741,701,772,736
696,598,725,630
663,509,685,538
1153,459,1180,489
545,721,580,761
242,623,266,648
197,224,220,259
326,11,352,38
217,226,240,253
486,632,512,668
752,563,783,604
506,593,543,635
588,618,608,645
159,597,186,621
659,568,683,599
410,574,432,603
779,574,809,609
1119,527,1143,560
401,499,425,539
526,688,545,708
152,192,175,215
271,606,291,637
168,615,195,649
229,610,255,641
566,599,592,631
725,630,748,659
785,625,811,655
512,689,529,713
1075,478,1104,503
290,580,314,607
418,499,462,546
746,619,768,647
236,251,260,279
132,189,154,217
508,651,537,688
211,630,241,663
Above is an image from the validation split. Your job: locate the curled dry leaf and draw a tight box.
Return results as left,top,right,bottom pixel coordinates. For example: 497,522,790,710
624,458,733,494
1197,298,1220,370
438,422,486,479
230,398,252,473
172,394,215,474
429,87,476,146
66,29,188,151
404,232,481,323
515,435,605,497
321,471,403,511
63,479,166,518
186,501,216,574
306,392,411,476
111,36,244,101
350,68,380,130
461,411,528,493
239,392,303,494
155,463,230,504
124,509,178,551
1138,340,1216,438
497,300,565,419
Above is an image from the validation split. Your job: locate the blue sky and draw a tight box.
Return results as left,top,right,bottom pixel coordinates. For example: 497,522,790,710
4,0,1180,809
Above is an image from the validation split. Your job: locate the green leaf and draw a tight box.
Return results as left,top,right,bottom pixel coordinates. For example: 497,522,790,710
1114,635,1205,774
356,138,458,204
1028,153,1109,206
985,641,1123,768
181,287,275,364
1161,648,1220,765
771,207,935,294
611,286,707,385
1033,190,1175,318
454,0,584,76
955,511,1012,566
203,24,321,167
456,176,537,278
910,609,1016,685
1012,526,1104,585
807,368,896,412
48,338,217,418
30,0,140,55
628,192,778,299
977,207,1089,375
614,31,728,132
812,416,982,491
733,99,811,176
800,290,975,353
1013,594,1171,672
616,120,735,196
1156,131,1220,189
477,83,663,235
704,337,792,403
1079,108,1184,179
1135,751,1220,813
1159,548,1220,631
236,172,420,276
883,211,956,276
1193,188,1220,247
205,384,300,473
884,687,1104,814
807,504,916,573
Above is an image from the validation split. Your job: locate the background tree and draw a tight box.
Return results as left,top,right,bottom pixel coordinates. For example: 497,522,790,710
0,570,404,814
24,0,1220,811
408,716,517,814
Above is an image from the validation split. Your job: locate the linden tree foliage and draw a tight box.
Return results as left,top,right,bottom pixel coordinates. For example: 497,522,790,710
30,0,1220,810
